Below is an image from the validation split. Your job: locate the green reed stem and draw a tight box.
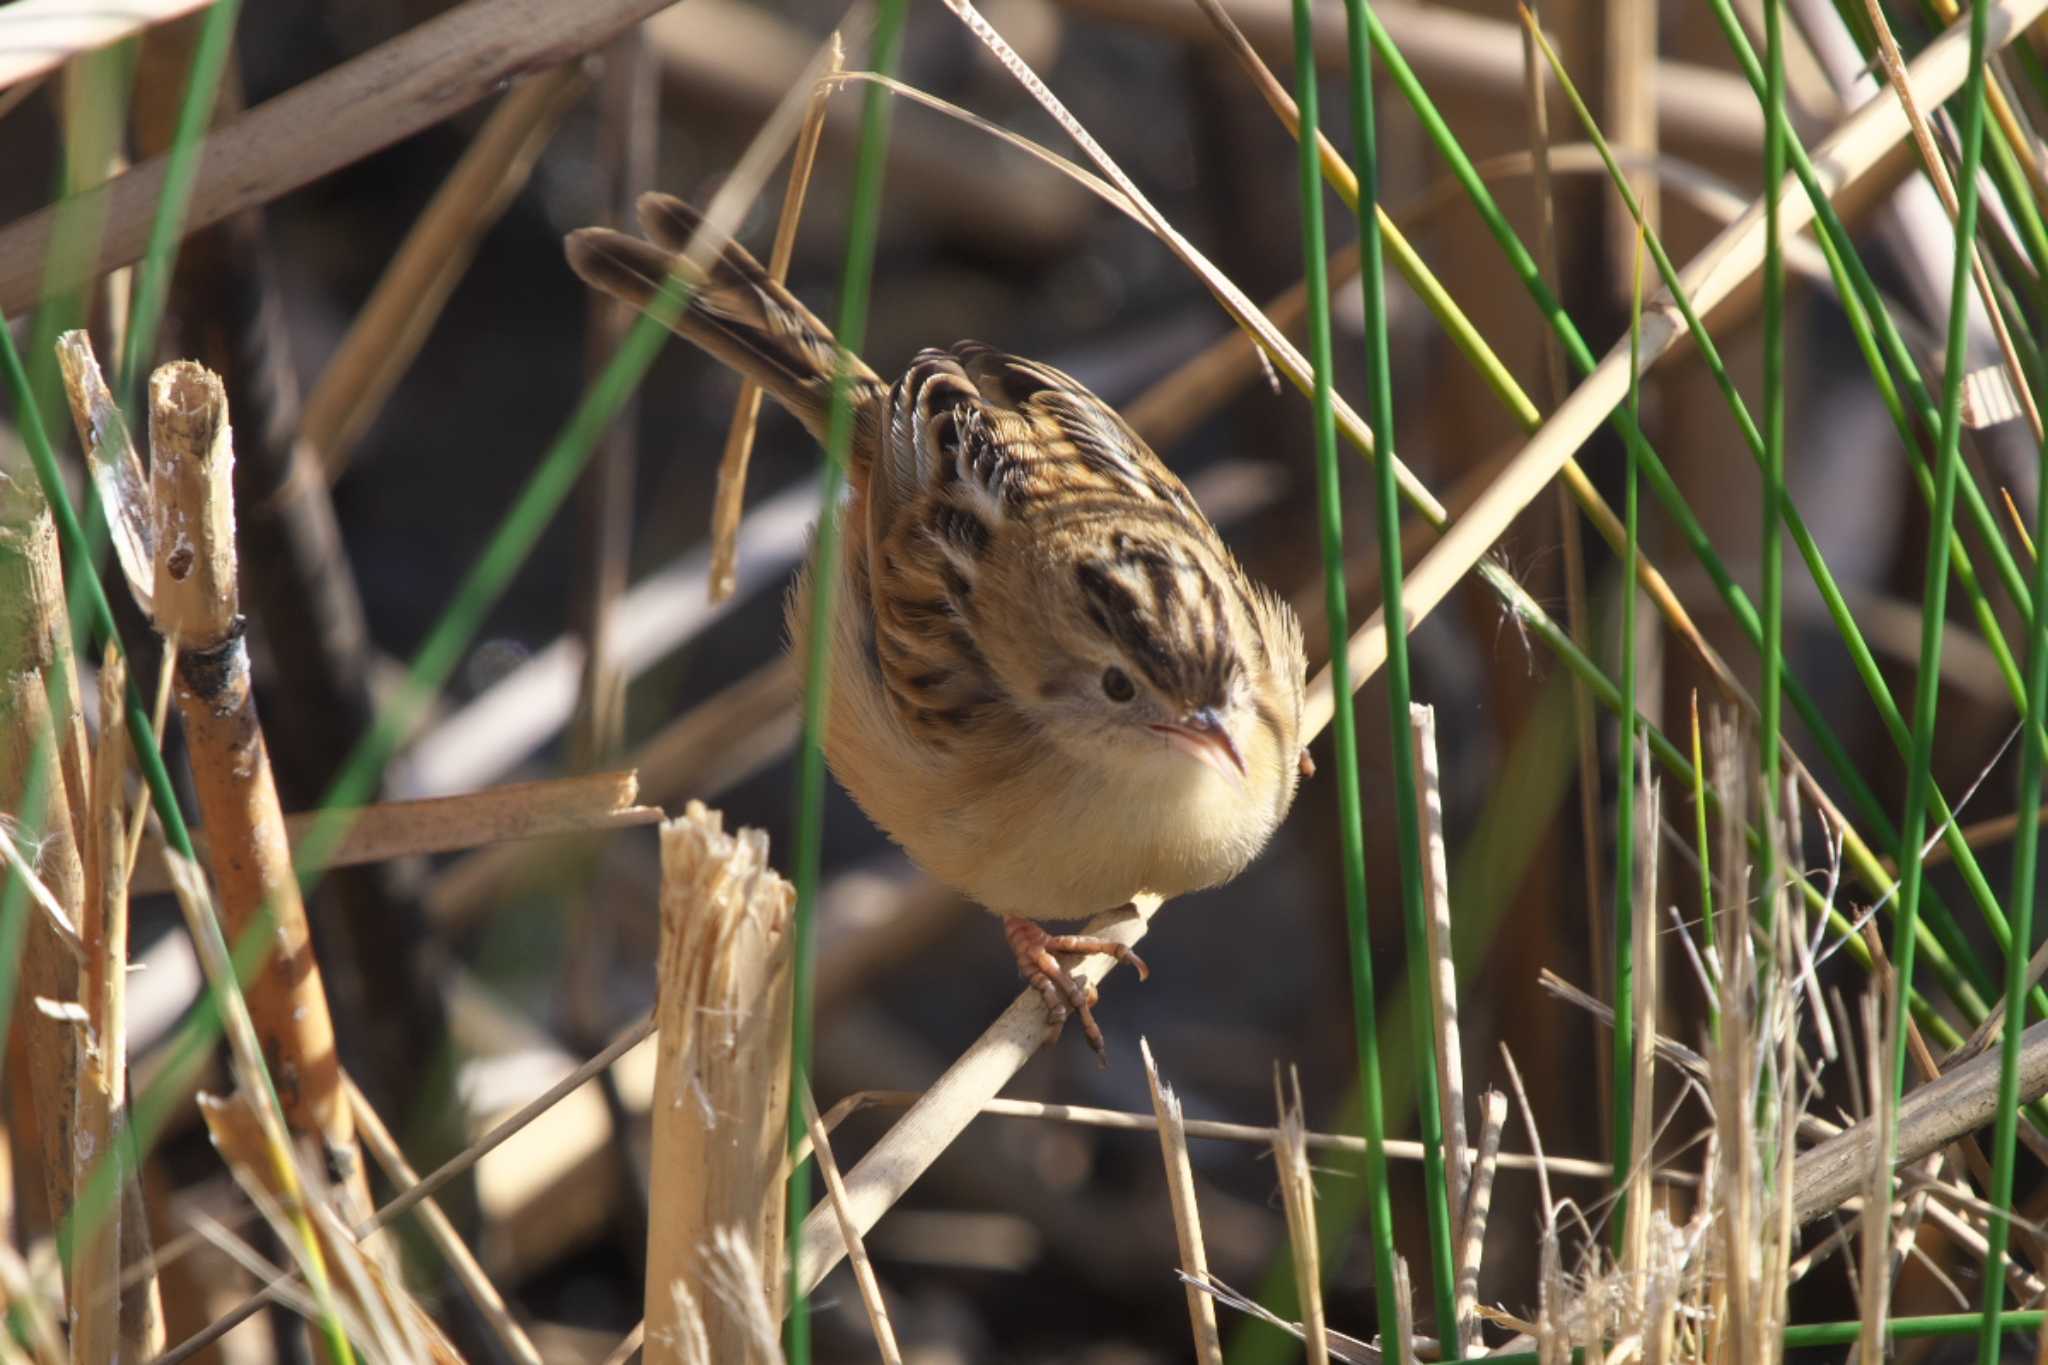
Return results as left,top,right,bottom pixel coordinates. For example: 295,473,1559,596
1760,0,1787,934
1888,0,1989,1268
1335,0,1460,1336
1291,0,1405,1341
785,5,905,1360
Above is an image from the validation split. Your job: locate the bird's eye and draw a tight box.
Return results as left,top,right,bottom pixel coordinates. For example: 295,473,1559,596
1101,667,1136,702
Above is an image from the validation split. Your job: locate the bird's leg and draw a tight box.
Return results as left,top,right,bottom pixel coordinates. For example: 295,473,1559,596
1002,915,1150,1064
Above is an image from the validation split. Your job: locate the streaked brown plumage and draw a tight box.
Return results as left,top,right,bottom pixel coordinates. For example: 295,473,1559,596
567,194,1309,1057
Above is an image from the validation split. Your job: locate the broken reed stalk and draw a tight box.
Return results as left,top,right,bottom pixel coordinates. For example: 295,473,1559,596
708,35,838,603
198,1091,464,1364
647,801,795,1363
1141,1040,1223,1365
1411,703,1468,1249
1622,745,1660,1298
0,468,87,1281
144,359,373,1219
1456,1090,1507,1351
1272,1068,1329,1365
342,1073,543,1365
301,62,591,481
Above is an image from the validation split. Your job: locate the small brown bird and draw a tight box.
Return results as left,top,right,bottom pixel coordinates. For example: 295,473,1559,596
567,195,1309,1058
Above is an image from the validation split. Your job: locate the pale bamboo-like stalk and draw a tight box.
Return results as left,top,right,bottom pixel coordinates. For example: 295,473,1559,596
0,469,86,1283
145,359,373,1220
708,36,840,603
798,1085,901,1365
1390,1257,1417,1365
1141,1040,1223,1365
646,802,795,1364
1622,746,1660,1305
302,63,592,480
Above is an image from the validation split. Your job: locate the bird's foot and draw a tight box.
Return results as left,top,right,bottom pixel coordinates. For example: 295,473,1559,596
1002,915,1150,1065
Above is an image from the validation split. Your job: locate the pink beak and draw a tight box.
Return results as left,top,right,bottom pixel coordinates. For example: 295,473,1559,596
1150,707,1247,781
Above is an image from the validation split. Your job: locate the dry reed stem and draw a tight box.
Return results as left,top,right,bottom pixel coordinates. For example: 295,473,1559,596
647,802,795,1364
707,36,838,604
343,1073,543,1365
1390,1257,1416,1365
145,359,370,1217
1301,0,2048,741
71,645,164,1363
0,0,213,92
798,1084,902,1365
1861,0,2043,443
791,896,1158,1295
1457,1090,1507,1351
1140,1040,1223,1365
0,469,87,1284
1272,1069,1328,1365
132,768,660,897
599,1322,645,1365
1603,0,1658,297
0,0,680,314
198,1090,466,1363
1411,703,1468,1252
428,665,793,929
1055,0,1760,156
301,63,591,480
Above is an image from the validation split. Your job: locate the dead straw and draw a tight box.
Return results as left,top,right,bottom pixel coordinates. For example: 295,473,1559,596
798,1084,902,1365
1141,1040,1224,1365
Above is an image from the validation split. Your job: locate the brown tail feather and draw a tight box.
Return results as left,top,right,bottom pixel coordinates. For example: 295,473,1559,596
563,197,883,445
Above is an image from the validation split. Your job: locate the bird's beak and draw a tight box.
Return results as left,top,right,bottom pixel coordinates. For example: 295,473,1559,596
1151,707,1248,781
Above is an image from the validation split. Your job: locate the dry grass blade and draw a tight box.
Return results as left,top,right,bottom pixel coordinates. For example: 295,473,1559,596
131,769,661,897
0,0,680,314
1623,746,1661,1288
1141,1040,1223,1365
647,801,796,1360
0,0,214,93
199,1090,466,1363
301,63,592,480
1176,1272,1383,1363
799,1084,902,1365
344,1074,542,1365
1390,1257,1416,1365
708,37,840,603
1302,0,2048,739
0,1240,65,1365
1272,1068,1329,1365
144,358,371,1217
814,1087,1623,1182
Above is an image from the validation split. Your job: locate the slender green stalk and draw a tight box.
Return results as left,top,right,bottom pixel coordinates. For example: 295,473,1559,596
1610,223,1644,1239
1690,695,1715,965
1980,170,2048,1365
1759,0,1787,940
784,6,906,1360
1290,0,1404,1343
1888,0,1991,1319
1334,0,1459,1336
117,0,244,415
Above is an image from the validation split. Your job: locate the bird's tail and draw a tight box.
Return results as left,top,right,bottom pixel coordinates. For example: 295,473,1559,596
564,193,884,444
